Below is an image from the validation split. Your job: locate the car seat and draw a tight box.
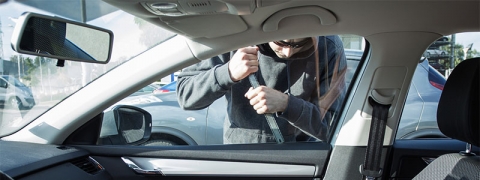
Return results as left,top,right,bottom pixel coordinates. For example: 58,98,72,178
413,58,479,180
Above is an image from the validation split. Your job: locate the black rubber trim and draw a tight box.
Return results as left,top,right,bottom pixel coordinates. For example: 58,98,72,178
64,112,103,145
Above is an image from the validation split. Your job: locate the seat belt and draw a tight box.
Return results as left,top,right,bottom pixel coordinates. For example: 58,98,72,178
360,90,393,180
248,74,284,144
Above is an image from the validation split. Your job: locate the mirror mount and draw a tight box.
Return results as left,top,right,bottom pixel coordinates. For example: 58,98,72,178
56,59,65,67
11,12,114,64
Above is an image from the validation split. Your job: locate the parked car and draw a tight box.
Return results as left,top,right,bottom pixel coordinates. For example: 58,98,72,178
111,92,225,145
0,75,35,109
424,47,448,58
429,61,446,75
153,81,176,93
436,36,449,42
129,84,160,96
1,1,478,180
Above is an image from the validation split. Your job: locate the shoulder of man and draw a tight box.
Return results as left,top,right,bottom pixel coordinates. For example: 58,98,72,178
319,35,344,50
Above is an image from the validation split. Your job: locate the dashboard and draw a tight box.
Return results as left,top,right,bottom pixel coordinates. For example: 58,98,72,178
0,141,110,180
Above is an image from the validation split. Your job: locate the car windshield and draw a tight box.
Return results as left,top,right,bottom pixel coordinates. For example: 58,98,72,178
0,1,175,137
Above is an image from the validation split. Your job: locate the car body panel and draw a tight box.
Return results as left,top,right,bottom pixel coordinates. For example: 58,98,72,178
130,84,160,96
154,81,177,93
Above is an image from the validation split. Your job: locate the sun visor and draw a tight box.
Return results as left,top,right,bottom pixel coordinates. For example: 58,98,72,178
138,0,254,38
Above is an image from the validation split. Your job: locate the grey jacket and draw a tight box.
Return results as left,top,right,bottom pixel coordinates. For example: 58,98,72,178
177,36,347,144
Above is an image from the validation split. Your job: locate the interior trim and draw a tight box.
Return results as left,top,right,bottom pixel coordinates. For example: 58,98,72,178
122,157,315,177
262,6,336,32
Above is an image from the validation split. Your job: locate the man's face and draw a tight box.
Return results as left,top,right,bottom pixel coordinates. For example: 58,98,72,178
268,38,315,59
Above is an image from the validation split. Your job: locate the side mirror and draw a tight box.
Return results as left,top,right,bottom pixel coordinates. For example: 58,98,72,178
11,12,113,64
99,105,152,145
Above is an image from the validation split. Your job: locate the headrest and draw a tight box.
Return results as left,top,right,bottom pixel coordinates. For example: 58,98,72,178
437,58,479,147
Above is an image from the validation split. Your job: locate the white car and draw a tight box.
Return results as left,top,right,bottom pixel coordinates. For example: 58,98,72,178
425,48,448,58
0,75,35,109
0,1,478,180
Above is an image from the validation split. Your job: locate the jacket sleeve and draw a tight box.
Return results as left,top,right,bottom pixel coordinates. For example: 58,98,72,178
278,36,348,141
176,52,236,110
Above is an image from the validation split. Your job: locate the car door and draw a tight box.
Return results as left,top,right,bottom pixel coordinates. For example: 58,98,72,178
11,34,366,180
62,35,368,179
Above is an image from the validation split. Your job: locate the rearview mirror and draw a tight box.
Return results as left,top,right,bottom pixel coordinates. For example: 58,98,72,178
11,12,113,64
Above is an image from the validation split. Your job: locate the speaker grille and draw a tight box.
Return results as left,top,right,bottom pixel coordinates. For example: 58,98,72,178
188,1,210,7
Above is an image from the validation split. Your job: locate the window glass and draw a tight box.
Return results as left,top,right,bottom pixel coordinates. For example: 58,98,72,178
397,32,480,139
102,35,367,146
0,1,175,137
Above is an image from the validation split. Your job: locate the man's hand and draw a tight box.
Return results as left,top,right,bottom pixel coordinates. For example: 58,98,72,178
228,47,259,82
244,86,288,114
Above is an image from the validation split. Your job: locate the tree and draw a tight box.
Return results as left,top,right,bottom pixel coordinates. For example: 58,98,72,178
466,48,480,59
438,43,478,69
9,55,33,79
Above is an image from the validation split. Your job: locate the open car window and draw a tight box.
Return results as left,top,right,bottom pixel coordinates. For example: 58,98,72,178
99,35,368,146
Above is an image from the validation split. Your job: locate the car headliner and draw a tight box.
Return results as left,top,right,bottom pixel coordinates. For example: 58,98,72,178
3,0,479,147
104,0,479,60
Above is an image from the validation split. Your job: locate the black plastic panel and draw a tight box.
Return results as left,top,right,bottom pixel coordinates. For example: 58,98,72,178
64,112,103,145
18,161,111,180
323,146,391,180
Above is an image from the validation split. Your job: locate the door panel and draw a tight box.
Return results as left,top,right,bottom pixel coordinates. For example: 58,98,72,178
75,142,331,179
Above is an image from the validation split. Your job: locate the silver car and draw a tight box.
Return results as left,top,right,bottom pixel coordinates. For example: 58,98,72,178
0,76,35,110
345,49,446,139
112,91,225,145
424,47,448,58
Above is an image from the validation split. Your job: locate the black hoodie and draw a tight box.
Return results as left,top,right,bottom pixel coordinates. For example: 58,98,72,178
177,36,347,144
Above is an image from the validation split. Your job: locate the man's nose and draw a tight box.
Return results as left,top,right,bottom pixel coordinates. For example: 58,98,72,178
282,47,293,58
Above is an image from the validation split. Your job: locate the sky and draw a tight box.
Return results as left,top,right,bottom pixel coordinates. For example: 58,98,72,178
454,32,480,51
